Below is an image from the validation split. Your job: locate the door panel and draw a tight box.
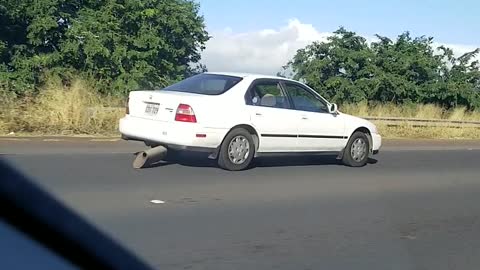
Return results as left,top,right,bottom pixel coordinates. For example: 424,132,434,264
283,82,346,151
297,112,347,151
248,106,299,152
245,80,298,152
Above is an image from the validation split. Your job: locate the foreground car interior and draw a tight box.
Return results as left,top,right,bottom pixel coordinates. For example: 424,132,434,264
0,160,154,270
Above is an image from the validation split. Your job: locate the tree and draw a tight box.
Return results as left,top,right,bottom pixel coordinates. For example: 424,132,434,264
432,47,480,108
285,27,480,109
0,0,209,95
287,27,376,103
369,33,445,103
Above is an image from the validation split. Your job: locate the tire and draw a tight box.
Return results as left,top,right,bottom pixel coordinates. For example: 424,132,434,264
342,131,370,167
218,128,255,171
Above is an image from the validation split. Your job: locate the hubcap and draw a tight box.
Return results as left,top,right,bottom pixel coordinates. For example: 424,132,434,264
350,138,367,162
228,135,250,164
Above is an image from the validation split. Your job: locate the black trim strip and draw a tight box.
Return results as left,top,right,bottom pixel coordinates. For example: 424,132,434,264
299,135,347,139
261,134,297,138
261,134,347,139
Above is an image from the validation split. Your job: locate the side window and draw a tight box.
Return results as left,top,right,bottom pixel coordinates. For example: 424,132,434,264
245,81,290,109
283,83,328,113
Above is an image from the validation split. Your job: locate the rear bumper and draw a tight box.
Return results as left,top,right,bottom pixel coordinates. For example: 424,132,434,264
119,115,227,150
122,134,215,152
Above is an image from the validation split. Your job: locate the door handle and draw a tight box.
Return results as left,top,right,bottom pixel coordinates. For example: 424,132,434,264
301,116,308,120
255,113,262,116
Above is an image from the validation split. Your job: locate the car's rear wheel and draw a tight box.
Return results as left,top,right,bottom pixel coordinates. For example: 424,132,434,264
342,131,369,167
218,128,255,171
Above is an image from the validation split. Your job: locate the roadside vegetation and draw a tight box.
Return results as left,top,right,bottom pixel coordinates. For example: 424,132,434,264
1,1,479,139
1,78,479,138
0,77,124,135
341,103,480,139
282,28,480,110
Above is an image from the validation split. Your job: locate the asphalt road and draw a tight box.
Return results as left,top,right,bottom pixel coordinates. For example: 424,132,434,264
2,138,480,270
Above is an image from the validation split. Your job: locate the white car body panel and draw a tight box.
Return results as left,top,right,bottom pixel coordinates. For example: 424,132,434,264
296,111,346,151
247,105,299,152
119,72,382,155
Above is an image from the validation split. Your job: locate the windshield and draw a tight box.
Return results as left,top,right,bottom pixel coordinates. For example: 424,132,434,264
162,74,243,95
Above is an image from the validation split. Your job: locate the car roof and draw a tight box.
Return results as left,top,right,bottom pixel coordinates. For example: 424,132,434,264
204,71,296,82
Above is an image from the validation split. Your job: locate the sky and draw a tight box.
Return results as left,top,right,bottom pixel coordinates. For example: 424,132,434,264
197,0,480,75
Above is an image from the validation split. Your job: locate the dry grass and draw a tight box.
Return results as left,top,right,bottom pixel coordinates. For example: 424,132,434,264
341,102,480,139
0,79,124,135
342,102,480,121
0,90,18,134
373,123,480,139
1,83,480,139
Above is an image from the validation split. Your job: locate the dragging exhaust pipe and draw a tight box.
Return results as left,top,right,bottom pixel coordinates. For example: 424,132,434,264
133,146,167,169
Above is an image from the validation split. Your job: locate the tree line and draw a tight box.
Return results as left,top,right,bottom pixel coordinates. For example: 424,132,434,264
0,0,209,96
283,27,480,109
1,1,479,109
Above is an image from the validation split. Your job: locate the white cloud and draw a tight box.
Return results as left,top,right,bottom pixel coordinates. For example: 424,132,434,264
200,19,479,75
433,42,479,59
201,19,331,75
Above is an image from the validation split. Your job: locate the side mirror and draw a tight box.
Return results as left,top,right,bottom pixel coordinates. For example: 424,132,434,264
328,103,338,114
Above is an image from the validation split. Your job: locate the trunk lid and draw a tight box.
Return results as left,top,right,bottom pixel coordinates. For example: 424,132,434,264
128,90,205,122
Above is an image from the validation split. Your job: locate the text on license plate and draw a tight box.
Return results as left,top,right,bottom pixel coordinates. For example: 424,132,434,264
145,103,160,115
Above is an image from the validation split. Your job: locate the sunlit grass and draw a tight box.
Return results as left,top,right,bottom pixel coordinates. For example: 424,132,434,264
342,102,480,139
0,78,124,135
1,82,480,139
342,102,480,121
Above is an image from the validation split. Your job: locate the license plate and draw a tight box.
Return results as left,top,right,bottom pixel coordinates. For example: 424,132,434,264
145,103,159,115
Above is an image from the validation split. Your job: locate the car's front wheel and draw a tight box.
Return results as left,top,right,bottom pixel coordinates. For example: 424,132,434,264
342,131,370,167
218,128,255,171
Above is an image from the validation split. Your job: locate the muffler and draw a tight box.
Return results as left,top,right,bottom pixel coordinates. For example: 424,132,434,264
132,146,167,169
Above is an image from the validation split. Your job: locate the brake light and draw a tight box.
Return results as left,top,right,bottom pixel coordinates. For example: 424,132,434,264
125,97,130,114
175,104,197,123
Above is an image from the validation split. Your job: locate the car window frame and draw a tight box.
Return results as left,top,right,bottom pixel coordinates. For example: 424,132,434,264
280,81,330,114
244,79,292,110
162,73,243,96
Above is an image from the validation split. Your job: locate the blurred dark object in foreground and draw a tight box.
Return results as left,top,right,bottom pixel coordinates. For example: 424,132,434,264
0,159,154,270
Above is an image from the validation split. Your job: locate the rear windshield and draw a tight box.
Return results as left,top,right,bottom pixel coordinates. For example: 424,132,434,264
162,74,243,95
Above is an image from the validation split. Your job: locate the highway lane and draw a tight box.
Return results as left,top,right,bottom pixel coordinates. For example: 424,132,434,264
2,139,480,269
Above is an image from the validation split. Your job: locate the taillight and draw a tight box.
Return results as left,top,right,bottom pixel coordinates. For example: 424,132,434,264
175,104,197,123
125,97,130,115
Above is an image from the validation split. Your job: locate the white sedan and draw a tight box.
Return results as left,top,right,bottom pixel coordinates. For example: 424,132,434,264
119,72,381,170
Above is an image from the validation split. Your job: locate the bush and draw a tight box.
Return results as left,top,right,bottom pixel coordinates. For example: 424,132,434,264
0,0,209,96
285,28,480,109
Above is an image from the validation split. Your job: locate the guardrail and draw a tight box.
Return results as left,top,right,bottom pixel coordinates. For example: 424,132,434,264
363,116,480,129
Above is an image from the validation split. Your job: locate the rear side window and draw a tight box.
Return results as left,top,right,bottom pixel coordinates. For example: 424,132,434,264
162,74,242,95
245,80,291,109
